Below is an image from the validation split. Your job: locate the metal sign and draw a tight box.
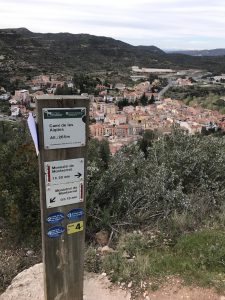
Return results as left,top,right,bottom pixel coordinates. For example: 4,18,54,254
43,108,86,149
44,158,84,208
45,158,84,185
46,181,84,208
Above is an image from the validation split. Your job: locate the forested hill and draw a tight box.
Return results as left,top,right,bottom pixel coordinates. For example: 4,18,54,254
1,27,225,77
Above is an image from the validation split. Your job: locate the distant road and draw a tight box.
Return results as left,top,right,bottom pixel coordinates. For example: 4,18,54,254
158,79,174,100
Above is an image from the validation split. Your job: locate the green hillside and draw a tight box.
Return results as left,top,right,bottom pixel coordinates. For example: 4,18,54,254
1,28,225,77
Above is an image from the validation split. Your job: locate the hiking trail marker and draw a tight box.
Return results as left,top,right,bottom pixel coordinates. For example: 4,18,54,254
45,158,84,208
43,108,86,149
36,96,89,300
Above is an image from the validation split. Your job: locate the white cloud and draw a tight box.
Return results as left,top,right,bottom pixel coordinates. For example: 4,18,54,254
0,0,225,49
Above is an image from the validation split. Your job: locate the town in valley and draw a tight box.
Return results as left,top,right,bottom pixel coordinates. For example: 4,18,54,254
1,65,225,153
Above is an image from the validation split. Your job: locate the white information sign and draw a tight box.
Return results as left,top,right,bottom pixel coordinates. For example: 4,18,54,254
43,108,86,149
46,181,84,208
45,158,84,185
44,158,84,208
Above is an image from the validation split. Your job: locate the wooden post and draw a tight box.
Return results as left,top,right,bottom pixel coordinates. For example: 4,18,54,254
36,96,89,300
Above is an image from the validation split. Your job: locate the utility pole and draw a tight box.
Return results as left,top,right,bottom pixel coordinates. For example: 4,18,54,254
36,95,89,300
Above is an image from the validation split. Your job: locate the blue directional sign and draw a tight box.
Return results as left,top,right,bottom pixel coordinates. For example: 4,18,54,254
67,208,84,221
47,226,65,238
46,212,64,224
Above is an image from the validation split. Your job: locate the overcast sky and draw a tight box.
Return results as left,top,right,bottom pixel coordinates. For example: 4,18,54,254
1,0,225,50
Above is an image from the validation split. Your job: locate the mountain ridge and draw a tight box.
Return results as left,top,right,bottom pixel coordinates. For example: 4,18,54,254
167,48,225,57
0,27,166,77
0,28,225,77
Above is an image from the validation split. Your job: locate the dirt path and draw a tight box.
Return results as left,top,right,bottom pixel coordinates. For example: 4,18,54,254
0,263,130,300
0,263,224,300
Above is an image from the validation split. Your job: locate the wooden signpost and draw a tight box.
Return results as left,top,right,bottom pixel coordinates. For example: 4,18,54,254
36,95,89,300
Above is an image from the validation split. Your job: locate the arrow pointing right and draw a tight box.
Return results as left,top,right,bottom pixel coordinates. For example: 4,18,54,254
75,172,82,178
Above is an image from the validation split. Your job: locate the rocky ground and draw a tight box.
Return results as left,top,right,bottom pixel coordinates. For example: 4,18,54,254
0,263,130,300
1,263,225,300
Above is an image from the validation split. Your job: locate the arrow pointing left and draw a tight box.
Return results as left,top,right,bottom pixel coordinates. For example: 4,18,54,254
50,197,56,203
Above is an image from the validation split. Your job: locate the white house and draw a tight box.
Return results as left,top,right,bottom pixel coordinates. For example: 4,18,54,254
11,105,20,117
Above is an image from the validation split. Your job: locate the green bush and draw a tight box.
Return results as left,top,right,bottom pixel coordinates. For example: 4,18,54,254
0,122,40,243
87,128,225,236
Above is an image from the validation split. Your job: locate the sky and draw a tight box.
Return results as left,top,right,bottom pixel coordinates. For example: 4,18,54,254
1,0,225,50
